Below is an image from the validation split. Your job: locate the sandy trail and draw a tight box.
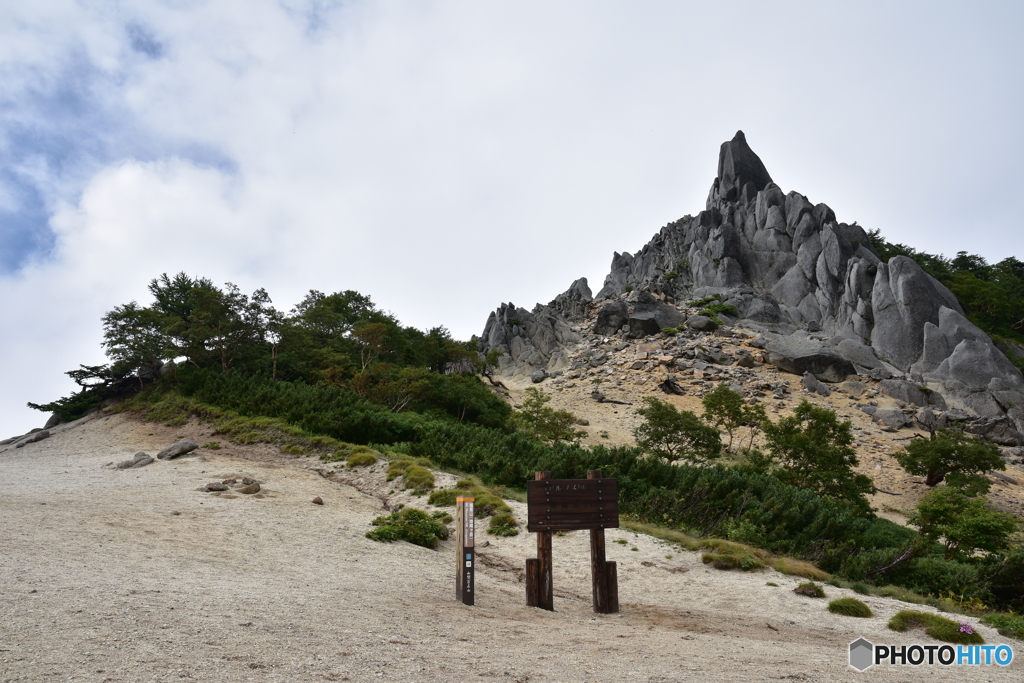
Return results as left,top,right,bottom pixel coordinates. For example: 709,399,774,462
1,413,1019,682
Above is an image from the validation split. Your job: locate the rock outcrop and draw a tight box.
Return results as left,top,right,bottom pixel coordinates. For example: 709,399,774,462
479,131,1024,436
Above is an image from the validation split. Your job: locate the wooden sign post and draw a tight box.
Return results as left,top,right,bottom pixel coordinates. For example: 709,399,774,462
525,470,619,614
455,496,475,606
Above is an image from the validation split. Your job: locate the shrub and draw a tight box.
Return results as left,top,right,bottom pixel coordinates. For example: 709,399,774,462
366,508,449,549
431,510,453,524
488,512,519,536
794,582,826,598
851,582,870,595
386,458,435,492
895,428,1005,493
428,489,459,506
909,488,1018,560
281,444,305,455
828,597,873,618
347,451,377,467
888,610,984,644
762,400,873,513
702,552,766,571
661,328,678,335
770,557,829,581
202,441,221,450
634,396,722,463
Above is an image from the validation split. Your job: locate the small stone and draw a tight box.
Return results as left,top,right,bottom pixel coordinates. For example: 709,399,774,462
312,496,324,505
236,483,261,494
205,483,230,492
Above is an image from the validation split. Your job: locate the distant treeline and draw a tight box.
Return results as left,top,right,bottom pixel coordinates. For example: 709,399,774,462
31,272,509,427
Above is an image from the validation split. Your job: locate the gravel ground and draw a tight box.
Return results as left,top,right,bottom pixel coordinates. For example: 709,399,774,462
1,412,1020,682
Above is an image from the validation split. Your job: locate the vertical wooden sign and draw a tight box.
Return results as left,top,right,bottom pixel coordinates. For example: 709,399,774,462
455,496,475,606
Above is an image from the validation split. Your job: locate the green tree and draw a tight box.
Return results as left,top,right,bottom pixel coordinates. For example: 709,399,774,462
101,301,168,387
634,396,722,463
701,385,765,451
894,429,1005,494
514,387,585,445
909,487,1019,561
762,400,872,512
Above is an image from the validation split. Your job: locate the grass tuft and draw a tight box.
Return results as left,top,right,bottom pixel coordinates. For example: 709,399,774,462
347,451,378,467
888,610,984,644
828,597,873,618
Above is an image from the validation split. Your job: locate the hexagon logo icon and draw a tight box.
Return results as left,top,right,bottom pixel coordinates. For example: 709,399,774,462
849,638,874,671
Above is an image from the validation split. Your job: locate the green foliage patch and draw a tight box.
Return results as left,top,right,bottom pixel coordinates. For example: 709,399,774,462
366,508,449,549
828,597,873,618
488,511,520,537
888,610,984,644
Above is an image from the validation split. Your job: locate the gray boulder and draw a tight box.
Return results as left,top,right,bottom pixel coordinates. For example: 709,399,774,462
116,452,154,469
686,315,716,331
43,414,62,429
593,300,629,335
627,292,687,338
801,372,830,396
14,430,50,448
878,379,946,409
872,409,912,429
530,370,546,384
764,337,855,382
156,439,199,460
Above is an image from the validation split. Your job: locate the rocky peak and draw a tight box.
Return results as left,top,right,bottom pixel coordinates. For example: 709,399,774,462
479,132,1024,441
710,130,774,206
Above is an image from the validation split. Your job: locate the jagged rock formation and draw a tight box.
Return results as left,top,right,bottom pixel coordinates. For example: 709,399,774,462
479,131,1024,438
479,301,581,381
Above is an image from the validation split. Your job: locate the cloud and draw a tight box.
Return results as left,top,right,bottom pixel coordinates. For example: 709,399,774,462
2,1,1024,437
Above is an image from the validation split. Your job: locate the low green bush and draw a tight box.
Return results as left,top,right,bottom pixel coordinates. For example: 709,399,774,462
794,582,826,598
347,451,377,467
702,552,766,571
366,508,449,549
428,489,459,506
828,597,873,618
431,510,453,524
488,511,519,536
888,610,984,644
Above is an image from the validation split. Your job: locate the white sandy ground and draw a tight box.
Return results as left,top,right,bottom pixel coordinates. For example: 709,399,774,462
2,412,1021,682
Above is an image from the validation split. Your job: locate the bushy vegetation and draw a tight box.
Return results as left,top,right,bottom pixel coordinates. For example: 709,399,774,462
887,610,984,644
366,508,449,549
894,428,1005,493
828,597,872,618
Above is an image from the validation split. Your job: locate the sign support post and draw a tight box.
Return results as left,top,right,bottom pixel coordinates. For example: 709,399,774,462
455,496,475,606
588,470,617,614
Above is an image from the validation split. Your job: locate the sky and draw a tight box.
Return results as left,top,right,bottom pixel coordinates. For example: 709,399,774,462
2,1,1023,437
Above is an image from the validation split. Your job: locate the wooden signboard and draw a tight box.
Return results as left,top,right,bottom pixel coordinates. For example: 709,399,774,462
525,471,619,614
455,496,474,606
526,477,619,532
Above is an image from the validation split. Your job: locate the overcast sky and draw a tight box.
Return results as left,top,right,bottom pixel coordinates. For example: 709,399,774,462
2,1,1023,437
